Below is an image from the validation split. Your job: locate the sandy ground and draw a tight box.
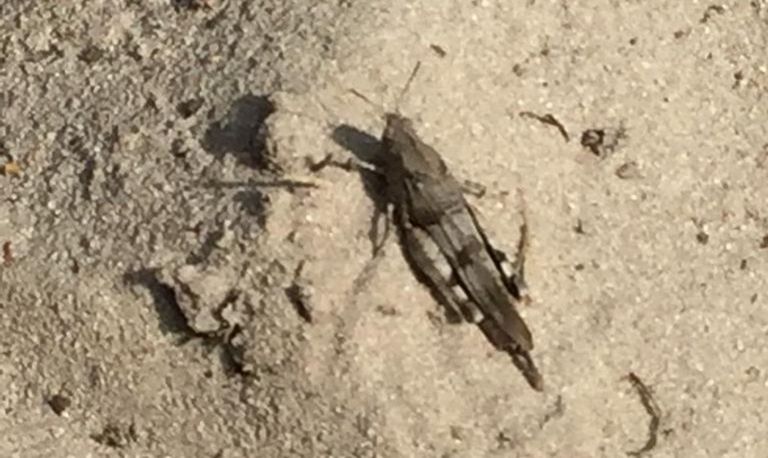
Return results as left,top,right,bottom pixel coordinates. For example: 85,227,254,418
2,1,768,457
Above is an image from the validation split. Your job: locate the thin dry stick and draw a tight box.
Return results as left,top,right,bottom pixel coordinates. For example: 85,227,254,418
625,372,662,457
519,111,570,142
349,61,422,115
394,61,422,109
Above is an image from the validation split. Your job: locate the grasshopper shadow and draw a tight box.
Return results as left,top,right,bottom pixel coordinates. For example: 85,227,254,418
331,124,382,164
331,124,390,228
123,268,193,336
123,268,249,376
202,94,274,170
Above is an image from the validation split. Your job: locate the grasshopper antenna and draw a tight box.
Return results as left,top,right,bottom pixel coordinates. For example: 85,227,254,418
348,61,422,116
393,61,422,113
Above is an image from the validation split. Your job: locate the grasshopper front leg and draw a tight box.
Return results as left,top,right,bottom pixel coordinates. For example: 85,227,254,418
370,202,392,257
308,153,394,257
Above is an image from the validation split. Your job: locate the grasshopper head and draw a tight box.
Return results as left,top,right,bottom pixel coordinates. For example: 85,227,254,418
381,113,421,169
381,113,416,164
382,113,415,145
381,112,447,177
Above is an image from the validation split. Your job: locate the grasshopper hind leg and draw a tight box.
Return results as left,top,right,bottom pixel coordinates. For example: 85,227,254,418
477,221,532,304
479,318,544,391
470,209,532,304
505,221,532,304
401,222,483,323
465,190,533,304
370,202,392,257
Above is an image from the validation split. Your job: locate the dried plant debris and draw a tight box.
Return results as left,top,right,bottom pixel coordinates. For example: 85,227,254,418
625,372,662,457
700,4,726,23
375,304,399,316
692,219,709,245
615,161,642,179
580,125,628,158
430,44,447,57
286,260,314,323
519,111,570,142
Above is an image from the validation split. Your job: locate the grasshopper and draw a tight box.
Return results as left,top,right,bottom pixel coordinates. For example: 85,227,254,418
345,64,544,391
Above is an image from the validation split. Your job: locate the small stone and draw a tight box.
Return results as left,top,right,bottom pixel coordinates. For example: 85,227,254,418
759,234,768,249
1,161,21,177
47,393,72,415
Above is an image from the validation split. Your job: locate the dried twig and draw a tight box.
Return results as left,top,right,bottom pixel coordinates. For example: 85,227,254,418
286,260,313,323
430,44,447,58
520,111,570,142
625,372,662,457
